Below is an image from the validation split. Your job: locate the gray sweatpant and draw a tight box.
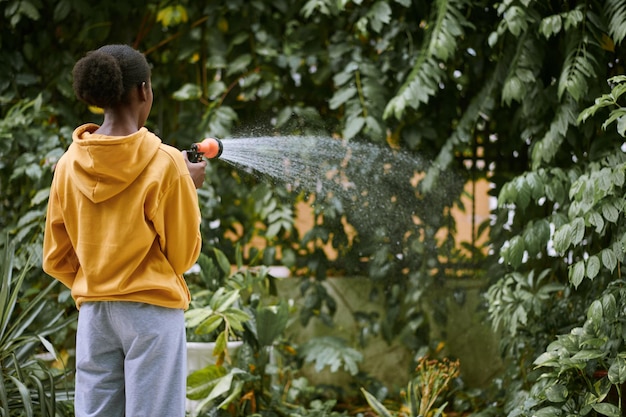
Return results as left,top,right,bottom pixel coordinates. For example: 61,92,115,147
75,301,187,417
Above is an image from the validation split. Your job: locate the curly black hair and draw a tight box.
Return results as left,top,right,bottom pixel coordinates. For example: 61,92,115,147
72,44,150,109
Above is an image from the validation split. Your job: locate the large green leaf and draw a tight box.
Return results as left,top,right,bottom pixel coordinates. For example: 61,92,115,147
255,301,288,347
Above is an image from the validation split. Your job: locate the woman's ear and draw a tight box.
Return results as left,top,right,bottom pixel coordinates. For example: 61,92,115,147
137,82,148,102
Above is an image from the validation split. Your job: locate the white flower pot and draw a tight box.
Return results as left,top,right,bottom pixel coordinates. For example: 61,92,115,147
186,341,243,415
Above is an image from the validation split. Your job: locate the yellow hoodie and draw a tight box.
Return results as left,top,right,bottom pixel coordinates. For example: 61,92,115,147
43,123,201,310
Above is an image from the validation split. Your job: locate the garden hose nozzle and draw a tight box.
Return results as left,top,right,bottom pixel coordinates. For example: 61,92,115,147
188,137,223,162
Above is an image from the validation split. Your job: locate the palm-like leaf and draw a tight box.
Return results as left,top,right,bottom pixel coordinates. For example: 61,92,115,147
0,240,76,416
384,0,471,120
604,0,626,45
421,56,507,192
557,31,600,102
360,388,394,417
530,98,578,169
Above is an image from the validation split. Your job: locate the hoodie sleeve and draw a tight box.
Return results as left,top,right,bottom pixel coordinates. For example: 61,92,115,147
152,170,202,276
43,180,79,288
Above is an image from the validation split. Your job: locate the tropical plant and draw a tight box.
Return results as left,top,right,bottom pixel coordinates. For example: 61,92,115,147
0,239,76,417
185,245,370,416
528,282,626,417
184,246,288,415
5,0,626,415
0,95,66,259
487,74,626,417
1,0,489,389
362,356,461,417
185,248,251,346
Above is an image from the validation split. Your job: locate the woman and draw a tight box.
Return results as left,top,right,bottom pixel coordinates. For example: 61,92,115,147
43,44,207,417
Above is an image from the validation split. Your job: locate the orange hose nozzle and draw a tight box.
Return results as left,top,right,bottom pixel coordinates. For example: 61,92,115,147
192,137,223,160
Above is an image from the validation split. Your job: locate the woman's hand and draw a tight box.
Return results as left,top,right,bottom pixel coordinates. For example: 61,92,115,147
182,150,208,189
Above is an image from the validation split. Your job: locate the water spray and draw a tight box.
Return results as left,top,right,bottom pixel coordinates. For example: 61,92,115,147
187,137,223,162
183,135,460,237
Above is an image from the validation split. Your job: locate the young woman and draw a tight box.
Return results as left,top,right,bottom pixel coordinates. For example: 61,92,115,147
43,44,207,417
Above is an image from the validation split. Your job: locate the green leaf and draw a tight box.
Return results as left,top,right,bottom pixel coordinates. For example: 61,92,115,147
586,255,600,279
506,236,525,268
591,402,621,417
7,376,33,417
601,248,618,272
601,293,617,319
539,14,562,39
587,300,603,323
226,54,252,76
275,106,293,128
206,372,234,402
329,86,357,110
588,211,604,233
256,302,289,347
172,83,202,101
602,200,620,223
222,309,251,326
361,388,394,417
569,261,585,288
207,81,226,100
214,330,227,354
534,350,559,367
299,336,363,375
558,32,596,101
53,0,71,21
545,383,568,402
196,315,224,335
553,223,572,253
343,116,365,140
187,365,227,400
514,176,531,209
571,349,605,361
185,308,214,328
531,101,575,169
608,357,626,385
17,0,41,21
502,76,524,106
212,289,240,312
215,379,244,409
570,217,586,246
266,222,282,238
367,1,392,33
213,248,231,275
301,0,332,18
533,406,564,417
156,5,188,28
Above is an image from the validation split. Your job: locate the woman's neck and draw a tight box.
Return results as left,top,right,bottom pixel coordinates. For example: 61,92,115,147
94,108,142,136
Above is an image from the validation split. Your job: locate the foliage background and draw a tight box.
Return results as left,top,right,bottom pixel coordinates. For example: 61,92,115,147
2,0,626,415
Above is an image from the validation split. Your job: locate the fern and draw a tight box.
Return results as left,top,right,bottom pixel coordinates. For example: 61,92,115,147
530,98,578,169
604,0,626,45
428,0,473,61
384,0,471,120
501,33,544,106
421,56,507,193
298,336,363,375
331,59,388,140
557,31,600,102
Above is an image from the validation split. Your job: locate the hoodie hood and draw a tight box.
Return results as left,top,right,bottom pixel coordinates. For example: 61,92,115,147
68,123,161,203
